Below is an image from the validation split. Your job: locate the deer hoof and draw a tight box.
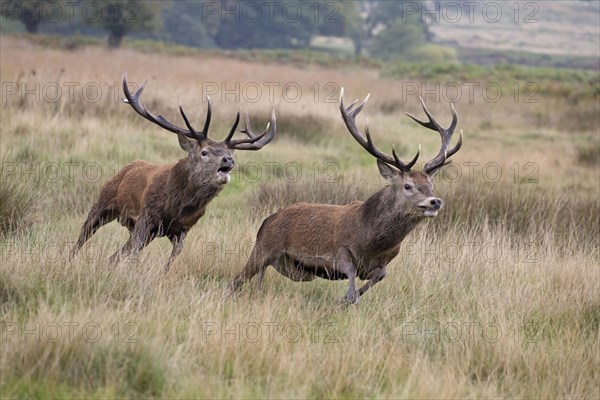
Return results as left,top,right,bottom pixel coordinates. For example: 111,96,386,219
223,283,237,298
340,292,360,305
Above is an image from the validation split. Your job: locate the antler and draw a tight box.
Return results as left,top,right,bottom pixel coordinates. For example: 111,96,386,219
123,74,276,150
122,74,211,142
223,110,277,151
339,88,420,173
405,97,463,175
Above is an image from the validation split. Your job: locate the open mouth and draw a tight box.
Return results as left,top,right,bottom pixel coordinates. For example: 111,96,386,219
218,166,233,174
418,205,438,217
217,166,233,183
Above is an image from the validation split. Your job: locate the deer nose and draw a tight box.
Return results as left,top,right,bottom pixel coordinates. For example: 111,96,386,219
222,156,235,165
430,198,443,210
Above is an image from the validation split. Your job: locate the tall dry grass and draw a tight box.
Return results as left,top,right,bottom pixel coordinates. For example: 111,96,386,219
0,36,599,398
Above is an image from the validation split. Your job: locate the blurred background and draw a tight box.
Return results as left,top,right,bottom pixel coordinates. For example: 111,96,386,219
1,0,598,68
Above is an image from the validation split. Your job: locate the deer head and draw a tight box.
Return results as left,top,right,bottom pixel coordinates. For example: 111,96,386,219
122,74,276,186
340,89,463,218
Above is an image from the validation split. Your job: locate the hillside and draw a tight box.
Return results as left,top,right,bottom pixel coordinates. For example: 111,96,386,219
430,0,600,58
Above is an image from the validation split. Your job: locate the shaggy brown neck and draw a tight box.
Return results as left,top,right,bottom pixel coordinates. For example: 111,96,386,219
360,185,423,253
168,159,224,210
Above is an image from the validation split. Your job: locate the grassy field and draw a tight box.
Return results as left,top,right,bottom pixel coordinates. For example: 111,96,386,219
1,36,599,398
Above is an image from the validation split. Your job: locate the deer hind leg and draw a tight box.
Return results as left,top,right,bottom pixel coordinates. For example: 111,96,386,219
163,231,186,273
334,248,359,305
109,217,155,265
70,207,116,261
358,266,387,297
226,244,275,296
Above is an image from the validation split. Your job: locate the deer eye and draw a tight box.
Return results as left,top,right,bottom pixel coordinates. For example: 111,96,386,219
404,183,412,191
201,150,208,157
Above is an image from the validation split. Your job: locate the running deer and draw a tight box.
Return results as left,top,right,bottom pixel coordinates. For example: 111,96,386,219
226,89,462,303
70,74,276,271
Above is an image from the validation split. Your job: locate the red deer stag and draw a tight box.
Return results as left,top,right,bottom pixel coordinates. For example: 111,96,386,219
226,89,462,303
70,74,276,271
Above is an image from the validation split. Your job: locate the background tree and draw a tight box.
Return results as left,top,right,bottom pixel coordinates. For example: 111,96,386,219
368,18,427,60
213,0,317,49
83,0,164,48
364,0,429,60
142,1,216,48
0,0,61,33
316,0,363,55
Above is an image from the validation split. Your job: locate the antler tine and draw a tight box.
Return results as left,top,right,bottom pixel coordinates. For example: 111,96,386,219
339,88,370,150
178,103,199,138
225,109,277,151
179,96,213,141
446,129,463,159
225,111,267,144
224,110,241,143
202,96,212,138
122,73,204,141
364,124,396,166
393,144,421,171
240,112,268,139
405,97,462,174
340,88,419,173
405,97,443,131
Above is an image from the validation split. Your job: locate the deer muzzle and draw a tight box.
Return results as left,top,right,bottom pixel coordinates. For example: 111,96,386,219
418,197,443,217
217,156,235,184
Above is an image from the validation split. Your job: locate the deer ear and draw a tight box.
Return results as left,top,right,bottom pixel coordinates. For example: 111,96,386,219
377,160,400,181
177,134,196,153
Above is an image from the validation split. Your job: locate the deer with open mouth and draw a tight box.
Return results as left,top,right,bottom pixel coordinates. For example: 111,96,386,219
70,74,276,272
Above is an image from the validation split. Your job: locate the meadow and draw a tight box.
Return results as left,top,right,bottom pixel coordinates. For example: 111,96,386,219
0,36,599,398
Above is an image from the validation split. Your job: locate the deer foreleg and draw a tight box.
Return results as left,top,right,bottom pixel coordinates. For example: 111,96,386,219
358,266,387,297
163,232,186,272
108,235,131,264
256,267,266,292
335,248,359,305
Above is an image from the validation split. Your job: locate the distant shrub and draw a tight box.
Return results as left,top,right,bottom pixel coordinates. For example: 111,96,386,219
577,141,600,166
17,33,104,50
559,106,600,133
233,48,381,68
0,165,37,236
406,45,459,64
275,113,334,144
